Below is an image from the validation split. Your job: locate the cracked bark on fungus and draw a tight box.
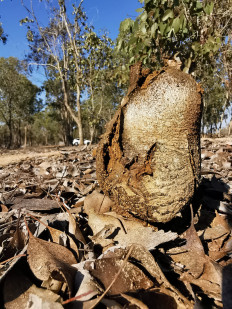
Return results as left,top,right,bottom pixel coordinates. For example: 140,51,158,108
96,63,203,223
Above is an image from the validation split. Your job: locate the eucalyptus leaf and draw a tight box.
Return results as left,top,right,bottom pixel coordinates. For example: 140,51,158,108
140,22,147,35
196,1,203,9
179,13,184,24
154,8,160,20
165,25,171,36
134,19,139,32
185,57,192,69
141,11,148,22
191,41,200,51
151,23,158,36
172,17,180,33
120,19,131,32
117,39,122,51
159,22,166,35
203,44,211,53
204,2,214,15
144,38,151,46
162,9,174,21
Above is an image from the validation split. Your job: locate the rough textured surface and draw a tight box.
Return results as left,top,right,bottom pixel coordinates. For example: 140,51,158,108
96,65,202,223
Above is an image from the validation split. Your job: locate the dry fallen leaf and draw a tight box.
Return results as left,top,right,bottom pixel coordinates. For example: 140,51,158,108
84,190,115,214
204,212,231,261
3,260,62,309
27,293,63,309
170,218,222,300
73,262,99,301
183,220,206,278
0,204,8,212
0,215,26,262
27,231,77,296
11,198,60,211
121,293,149,309
68,212,86,245
89,246,154,295
27,213,80,260
88,211,177,250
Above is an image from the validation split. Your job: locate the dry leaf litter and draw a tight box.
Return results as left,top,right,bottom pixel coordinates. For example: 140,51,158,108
0,138,232,308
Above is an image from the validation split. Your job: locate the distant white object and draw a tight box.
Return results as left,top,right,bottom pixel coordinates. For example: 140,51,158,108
84,139,91,145
73,138,91,146
72,138,80,146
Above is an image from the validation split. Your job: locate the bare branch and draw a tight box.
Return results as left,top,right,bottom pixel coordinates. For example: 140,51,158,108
28,62,58,70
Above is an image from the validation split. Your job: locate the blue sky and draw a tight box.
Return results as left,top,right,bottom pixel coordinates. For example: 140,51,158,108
0,0,141,87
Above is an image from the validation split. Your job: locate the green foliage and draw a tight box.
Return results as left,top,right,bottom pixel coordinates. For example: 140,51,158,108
116,0,231,132
32,108,61,145
0,21,7,44
202,74,228,131
0,57,41,147
81,30,123,141
117,0,231,72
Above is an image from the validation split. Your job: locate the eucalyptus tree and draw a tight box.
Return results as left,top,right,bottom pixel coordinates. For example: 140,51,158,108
117,0,231,72
0,57,41,148
21,0,90,144
32,107,61,145
116,0,232,133
43,76,75,145
22,0,111,144
82,31,124,142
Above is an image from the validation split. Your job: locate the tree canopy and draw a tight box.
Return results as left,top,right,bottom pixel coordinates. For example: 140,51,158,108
20,0,122,144
117,0,231,73
116,0,231,134
0,57,41,147
0,19,7,44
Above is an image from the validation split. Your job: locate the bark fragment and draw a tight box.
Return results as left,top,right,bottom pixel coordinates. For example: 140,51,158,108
96,65,202,223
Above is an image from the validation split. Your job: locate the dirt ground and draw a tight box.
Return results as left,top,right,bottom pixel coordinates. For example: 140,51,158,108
0,146,78,167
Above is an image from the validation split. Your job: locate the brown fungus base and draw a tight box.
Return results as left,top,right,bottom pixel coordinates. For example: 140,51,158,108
96,66,202,223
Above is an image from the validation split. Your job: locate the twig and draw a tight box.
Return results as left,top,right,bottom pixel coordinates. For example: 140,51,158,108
62,290,95,305
26,213,48,229
62,245,135,307
0,254,26,265
88,245,135,309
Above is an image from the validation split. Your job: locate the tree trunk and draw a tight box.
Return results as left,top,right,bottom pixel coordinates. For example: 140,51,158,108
229,120,232,136
18,119,22,147
96,64,202,223
61,77,84,145
89,125,95,144
7,98,13,148
76,84,84,145
24,125,27,148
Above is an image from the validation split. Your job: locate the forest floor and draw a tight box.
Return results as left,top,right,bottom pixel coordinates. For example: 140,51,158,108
0,137,232,308
0,145,70,167
1,137,231,166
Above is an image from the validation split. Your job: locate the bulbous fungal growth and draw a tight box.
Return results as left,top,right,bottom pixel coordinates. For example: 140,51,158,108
96,63,202,223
